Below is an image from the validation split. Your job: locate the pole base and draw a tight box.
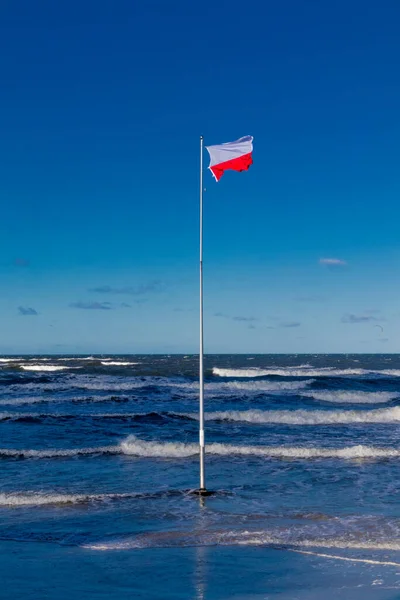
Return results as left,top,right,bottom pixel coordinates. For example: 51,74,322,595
191,488,215,497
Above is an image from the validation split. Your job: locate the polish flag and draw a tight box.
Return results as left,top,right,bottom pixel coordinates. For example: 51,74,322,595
205,136,253,181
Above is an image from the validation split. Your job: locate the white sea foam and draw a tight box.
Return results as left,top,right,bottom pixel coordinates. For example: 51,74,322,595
198,406,400,425
2,373,312,397
213,367,400,378
0,412,39,420
0,445,118,459
0,492,134,506
300,391,398,404
100,362,139,366
72,376,313,394
120,436,400,460
0,411,61,420
84,528,400,552
0,398,44,406
5,437,399,461
381,369,400,376
0,394,132,406
6,408,400,425
292,539,400,551
20,365,74,372
58,357,96,361
292,549,400,567
207,380,313,393
0,358,20,363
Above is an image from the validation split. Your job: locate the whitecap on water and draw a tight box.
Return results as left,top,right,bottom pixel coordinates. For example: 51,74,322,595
4,436,400,461
20,365,76,372
300,391,397,404
213,367,400,378
194,406,400,425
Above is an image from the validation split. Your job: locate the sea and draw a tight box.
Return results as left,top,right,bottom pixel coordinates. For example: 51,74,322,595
1,354,400,599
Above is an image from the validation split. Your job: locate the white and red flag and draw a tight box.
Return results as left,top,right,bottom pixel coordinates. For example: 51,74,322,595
205,136,253,181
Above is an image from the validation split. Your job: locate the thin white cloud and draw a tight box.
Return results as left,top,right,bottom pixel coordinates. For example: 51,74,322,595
319,258,347,266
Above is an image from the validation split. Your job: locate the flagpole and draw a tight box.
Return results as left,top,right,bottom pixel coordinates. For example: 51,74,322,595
194,135,212,497
199,135,206,493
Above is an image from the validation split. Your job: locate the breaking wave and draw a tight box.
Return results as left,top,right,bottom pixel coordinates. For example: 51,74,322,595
208,379,313,393
58,357,96,361
100,362,139,366
120,436,400,460
0,374,313,399
3,436,400,461
5,407,400,426
65,376,313,394
199,406,400,425
0,395,131,406
300,391,398,404
213,367,400,378
0,412,44,421
20,365,75,372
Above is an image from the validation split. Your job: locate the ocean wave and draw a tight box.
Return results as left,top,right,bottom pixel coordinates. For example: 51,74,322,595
0,397,61,406
0,374,313,398
3,436,400,461
300,391,398,404
5,407,400,426
0,489,188,506
0,396,60,406
20,365,75,372
0,491,162,506
0,394,132,406
0,411,189,423
381,369,400,376
58,357,96,361
0,412,42,421
198,406,400,425
0,445,119,459
100,362,139,366
292,549,400,567
213,367,400,378
83,528,400,552
0,358,20,363
74,377,313,394
0,492,136,506
0,412,85,422
208,380,313,392
120,436,400,460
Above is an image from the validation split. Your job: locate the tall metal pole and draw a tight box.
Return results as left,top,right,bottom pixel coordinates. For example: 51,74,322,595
199,135,206,493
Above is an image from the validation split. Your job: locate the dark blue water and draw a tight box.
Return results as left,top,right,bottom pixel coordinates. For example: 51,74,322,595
1,354,400,599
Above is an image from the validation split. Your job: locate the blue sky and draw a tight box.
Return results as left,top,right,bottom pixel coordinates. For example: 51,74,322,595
1,0,400,354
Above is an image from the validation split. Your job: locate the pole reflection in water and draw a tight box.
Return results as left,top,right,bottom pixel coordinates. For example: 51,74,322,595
194,496,209,600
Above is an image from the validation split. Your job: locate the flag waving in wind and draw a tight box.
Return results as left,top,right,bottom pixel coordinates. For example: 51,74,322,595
205,136,253,181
